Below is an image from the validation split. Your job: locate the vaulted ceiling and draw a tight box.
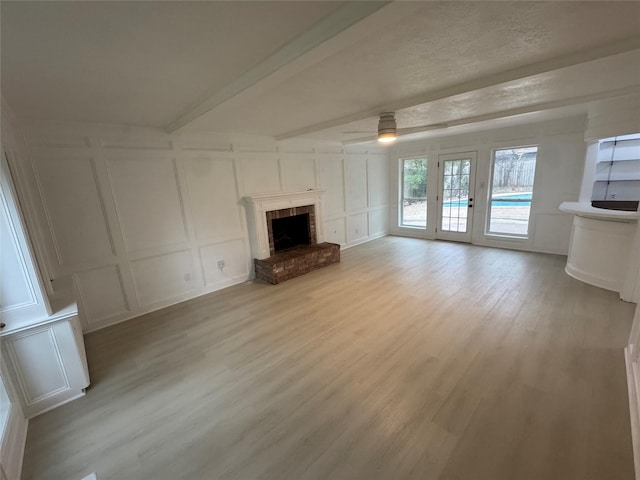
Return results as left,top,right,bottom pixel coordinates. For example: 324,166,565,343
2,1,640,144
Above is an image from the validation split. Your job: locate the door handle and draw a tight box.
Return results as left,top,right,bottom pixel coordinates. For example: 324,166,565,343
468,197,473,208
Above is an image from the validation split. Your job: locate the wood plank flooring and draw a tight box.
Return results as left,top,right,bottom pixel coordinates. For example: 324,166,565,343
21,237,637,480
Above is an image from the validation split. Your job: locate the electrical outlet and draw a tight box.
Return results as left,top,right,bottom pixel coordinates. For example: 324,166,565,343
217,260,225,270
184,273,191,282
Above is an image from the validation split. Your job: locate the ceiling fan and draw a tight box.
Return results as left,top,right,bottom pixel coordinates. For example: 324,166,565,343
343,112,448,144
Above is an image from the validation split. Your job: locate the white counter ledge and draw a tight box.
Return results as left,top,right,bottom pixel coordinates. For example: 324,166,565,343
559,201,639,222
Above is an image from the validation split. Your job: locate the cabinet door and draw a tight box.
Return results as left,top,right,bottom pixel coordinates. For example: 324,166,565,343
1,317,89,418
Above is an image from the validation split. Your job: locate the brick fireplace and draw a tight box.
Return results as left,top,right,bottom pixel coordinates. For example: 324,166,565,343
243,191,340,284
266,205,316,255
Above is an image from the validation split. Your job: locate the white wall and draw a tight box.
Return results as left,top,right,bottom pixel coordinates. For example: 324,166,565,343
11,122,389,332
585,93,640,142
388,116,587,255
578,141,599,202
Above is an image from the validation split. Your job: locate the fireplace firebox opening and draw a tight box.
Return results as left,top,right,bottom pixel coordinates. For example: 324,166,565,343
265,204,317,256
272,213,310,252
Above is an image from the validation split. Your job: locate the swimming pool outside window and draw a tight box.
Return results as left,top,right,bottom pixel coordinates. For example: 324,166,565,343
487,146,537,237
400,158,427,228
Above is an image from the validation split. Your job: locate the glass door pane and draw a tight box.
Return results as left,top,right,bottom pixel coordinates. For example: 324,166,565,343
437,153,476,242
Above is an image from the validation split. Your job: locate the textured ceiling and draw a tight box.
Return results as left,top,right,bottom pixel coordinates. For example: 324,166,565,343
0,1,346,126
2,1,640,142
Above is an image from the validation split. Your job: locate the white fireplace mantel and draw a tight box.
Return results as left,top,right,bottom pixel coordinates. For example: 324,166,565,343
242,190,325,260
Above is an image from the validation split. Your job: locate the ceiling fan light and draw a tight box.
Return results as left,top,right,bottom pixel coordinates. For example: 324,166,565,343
377,112,397,143
377,132,397,143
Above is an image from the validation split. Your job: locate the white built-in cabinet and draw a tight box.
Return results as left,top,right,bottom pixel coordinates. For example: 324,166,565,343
1,153,90,421
2,314,89,418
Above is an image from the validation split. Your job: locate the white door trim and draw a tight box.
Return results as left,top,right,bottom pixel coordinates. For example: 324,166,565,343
436,151,477,243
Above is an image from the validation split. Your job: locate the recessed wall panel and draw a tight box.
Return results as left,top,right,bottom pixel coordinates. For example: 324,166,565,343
347,158,368,211
99,135,172,150
368,156,389,208
241,156,280,195
281,157,316,191
33,156,113,265
369,208,388,236
319,158,345,217
107,157,187,252
184,156,242,241
200,239,248,287
26,133,90,149
348,213,368,243
324,217,346,245
75,265,129,325
130,250,195,307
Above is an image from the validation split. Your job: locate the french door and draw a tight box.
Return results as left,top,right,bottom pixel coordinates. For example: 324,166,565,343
436,152,477,243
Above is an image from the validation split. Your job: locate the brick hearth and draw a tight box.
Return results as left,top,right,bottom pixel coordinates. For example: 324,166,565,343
254,242,340,284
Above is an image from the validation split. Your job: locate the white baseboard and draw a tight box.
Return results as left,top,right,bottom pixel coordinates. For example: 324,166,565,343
27,391,85,419
82,273,250,333
624,347,640,480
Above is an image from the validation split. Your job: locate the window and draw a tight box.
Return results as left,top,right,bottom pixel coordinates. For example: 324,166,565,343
487,146,537,237
592,134,640,211
400,158,427,228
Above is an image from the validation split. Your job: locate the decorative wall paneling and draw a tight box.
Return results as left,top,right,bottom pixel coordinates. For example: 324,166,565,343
17,123,389,332
31,154,116,268
323,217,347,246
346,156,368,211
389,116,587,255
105,155,189,254
73,265,129,328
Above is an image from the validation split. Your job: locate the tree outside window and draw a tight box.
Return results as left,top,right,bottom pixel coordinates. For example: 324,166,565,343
400,158,427,228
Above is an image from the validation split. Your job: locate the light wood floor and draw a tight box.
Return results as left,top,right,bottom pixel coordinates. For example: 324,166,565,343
22,237,636,480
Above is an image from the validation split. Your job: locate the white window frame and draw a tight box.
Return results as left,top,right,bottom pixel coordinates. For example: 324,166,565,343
399,157,428,230
485,145,538,239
